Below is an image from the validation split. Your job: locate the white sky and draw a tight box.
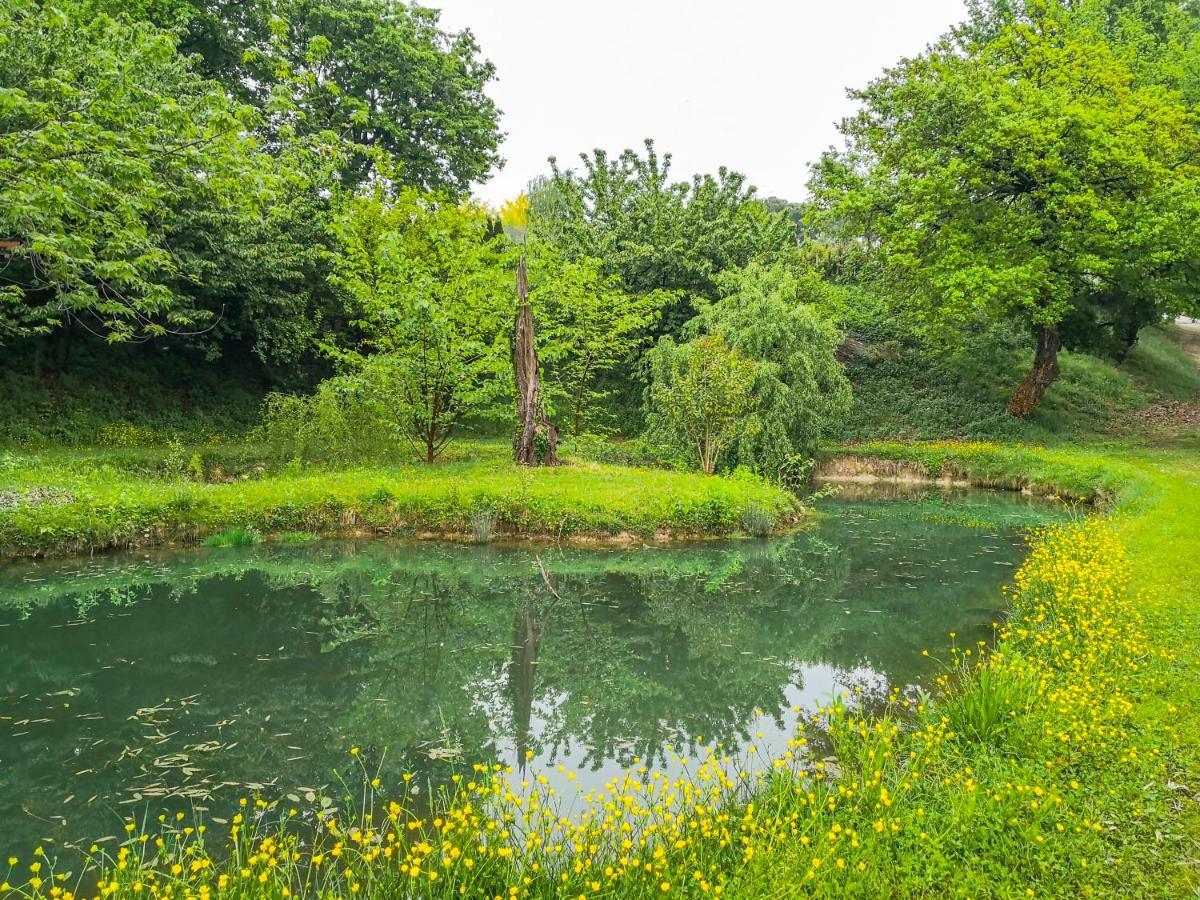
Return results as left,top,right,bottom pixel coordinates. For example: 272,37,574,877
432,0,969,207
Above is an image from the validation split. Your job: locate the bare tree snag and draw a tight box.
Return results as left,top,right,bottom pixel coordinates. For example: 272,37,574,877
513,256,559,465
1006,325,1061,417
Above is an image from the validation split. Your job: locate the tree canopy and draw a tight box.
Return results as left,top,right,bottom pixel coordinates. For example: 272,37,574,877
810,0,1200,414
0,1,267,343
534,140,797,340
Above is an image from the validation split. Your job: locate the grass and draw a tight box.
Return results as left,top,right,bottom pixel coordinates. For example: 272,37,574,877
202,527,262,548
0,442,797,557
836,324,1196,444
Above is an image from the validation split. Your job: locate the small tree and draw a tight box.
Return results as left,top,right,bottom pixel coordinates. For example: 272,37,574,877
330,189,511,462
645,334,758,475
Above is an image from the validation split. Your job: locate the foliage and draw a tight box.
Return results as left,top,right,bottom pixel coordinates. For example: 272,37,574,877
810,2,1200,411
256,376,398,465
740,502,777,537
529,246,670,434
535,140,797,339
0,0,267,342
688,259,852,478
644,334,759,475
97,0,503,192
202,526,261,547
469,508,497,544
0,340,263,448
329,190,514,462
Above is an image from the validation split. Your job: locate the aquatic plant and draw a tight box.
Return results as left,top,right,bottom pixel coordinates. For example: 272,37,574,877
469,508,497,544
202,527,262,548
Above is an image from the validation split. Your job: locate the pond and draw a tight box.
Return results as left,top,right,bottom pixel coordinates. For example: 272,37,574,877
0,488,1064,853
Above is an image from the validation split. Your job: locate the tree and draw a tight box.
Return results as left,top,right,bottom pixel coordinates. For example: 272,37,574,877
689,260,851,479
644,334,758,475
329,190,512,462
536,140,796,340
0,0,267,343
810,4,1200,415
100,0,503,192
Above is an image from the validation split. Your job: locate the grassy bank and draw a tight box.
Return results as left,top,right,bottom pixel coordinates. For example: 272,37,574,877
0,443,796,557
2,441,1196,898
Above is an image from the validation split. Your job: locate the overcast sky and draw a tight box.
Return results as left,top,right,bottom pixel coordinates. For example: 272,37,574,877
432,0,969,207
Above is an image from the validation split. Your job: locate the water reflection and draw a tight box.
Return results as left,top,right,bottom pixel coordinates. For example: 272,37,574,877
0,493,1046,850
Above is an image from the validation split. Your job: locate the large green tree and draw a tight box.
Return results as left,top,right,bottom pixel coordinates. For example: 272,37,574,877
811,2,1200,415
0,0,267,343
97,0,503,192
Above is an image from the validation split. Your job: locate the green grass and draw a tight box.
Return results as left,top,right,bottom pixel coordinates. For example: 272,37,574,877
836,325,1193,444
0,441,797,557
202,526,262,547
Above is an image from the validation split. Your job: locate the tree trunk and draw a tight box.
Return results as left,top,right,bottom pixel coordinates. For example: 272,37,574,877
1006,325,1061,417
513,257,559,466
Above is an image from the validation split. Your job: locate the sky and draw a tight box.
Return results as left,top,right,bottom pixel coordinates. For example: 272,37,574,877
432,0,969,207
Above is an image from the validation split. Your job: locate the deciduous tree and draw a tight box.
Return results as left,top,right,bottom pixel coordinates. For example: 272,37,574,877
0,0,266,343
810,4,1200,415
689,260,851,478
329,190,512,462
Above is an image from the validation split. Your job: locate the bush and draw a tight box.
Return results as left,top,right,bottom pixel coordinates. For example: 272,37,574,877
257,377,399,465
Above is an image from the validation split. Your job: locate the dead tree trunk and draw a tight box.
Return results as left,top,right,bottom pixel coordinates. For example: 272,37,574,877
513,257,559,465
1006,325,1061,417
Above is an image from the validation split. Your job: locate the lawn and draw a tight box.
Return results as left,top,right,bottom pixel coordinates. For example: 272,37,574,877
0,441,797,557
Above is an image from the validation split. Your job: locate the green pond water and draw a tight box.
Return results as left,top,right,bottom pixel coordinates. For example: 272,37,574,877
0,487,1065,853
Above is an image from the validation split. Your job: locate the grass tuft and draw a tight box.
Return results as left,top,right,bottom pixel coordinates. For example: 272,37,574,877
203,527,262,547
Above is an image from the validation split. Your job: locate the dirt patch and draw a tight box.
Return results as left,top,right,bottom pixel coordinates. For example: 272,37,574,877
1134,398,1200,431
813,456,971,486
1176,320,1200,366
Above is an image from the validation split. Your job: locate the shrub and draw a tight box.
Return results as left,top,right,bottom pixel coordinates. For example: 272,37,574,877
257,377,398,465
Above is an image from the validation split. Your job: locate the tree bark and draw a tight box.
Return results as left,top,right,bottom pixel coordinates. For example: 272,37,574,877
513,257,559,465
1006,325,1061,417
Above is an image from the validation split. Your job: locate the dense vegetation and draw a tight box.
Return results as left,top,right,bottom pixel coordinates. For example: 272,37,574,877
2,0,1200,896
